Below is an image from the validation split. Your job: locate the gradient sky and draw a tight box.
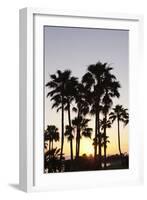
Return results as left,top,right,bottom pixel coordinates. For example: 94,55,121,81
44,26,129,157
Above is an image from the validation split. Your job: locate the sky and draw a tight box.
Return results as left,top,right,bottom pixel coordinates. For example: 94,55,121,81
44,26,129,157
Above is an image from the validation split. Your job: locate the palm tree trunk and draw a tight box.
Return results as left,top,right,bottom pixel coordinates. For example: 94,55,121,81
94,111,98,160
76,128,78,158
67,102,73,161
76,112,80,159
117,118,122,155
77,127,80,158
104,113,107,169
78,134,81,157
52,141,53,150
97,109,102,169
60,99,64,161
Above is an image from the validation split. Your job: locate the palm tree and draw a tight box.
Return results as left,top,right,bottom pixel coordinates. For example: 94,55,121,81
44,127,52,152
82,62,104,163
109,105,129,157
64,76,78,161
72,116,92,158
46,70,76,160
101,68,120,168
44,125,60,151
44,129,50,151
82,61,120,168
52,126,60,149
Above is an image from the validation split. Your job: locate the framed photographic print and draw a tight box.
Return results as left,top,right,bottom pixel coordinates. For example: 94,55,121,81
19,8,144,192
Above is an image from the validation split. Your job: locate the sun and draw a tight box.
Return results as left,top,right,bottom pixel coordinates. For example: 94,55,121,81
80,138,94,156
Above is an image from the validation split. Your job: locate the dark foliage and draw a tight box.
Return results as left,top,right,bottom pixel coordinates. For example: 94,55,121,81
45,61,129,173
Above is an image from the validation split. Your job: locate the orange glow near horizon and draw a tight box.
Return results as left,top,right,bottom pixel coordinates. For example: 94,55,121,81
46,124,129,157
44,108,129,157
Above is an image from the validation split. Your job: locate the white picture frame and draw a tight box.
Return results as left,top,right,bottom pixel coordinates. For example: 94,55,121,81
19,7,144,192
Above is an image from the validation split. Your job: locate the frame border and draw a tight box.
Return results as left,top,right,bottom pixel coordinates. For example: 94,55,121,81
19,7,144,192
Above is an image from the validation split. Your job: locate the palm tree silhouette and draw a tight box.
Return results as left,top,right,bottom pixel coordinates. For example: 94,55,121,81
46,70,76,161
64,76,78,161
44,61,129,172
82,62,104,163
44,125,60,151
101,67,120,168
109,105,129,157
82,61,120,168
72,116,92,158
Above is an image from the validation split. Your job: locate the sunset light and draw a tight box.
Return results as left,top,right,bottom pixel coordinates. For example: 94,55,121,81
44,26,129,173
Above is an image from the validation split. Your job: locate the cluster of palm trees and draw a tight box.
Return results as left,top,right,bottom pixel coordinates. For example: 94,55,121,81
44,61,129,171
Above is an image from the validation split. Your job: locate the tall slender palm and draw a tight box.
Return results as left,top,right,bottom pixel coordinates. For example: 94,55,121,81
46,70,78,161
109,105,129,156
64,76,78,161
101,69,120,168
72,116,92,158
46,70,72,160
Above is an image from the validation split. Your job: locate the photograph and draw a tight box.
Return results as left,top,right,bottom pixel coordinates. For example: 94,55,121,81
44,26,129,173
